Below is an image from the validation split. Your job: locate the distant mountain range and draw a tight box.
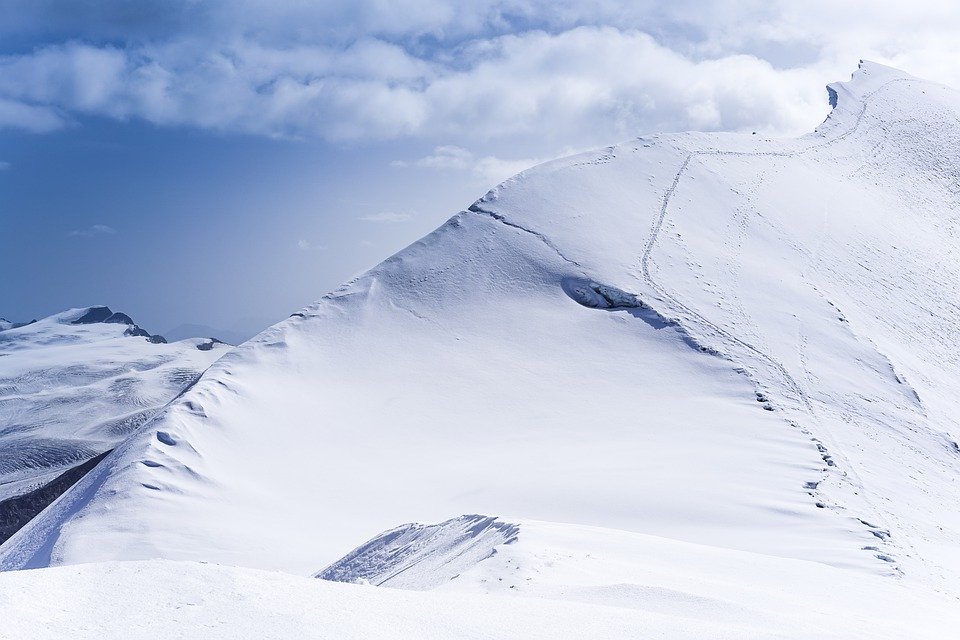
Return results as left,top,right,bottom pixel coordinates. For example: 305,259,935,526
0,306,229,545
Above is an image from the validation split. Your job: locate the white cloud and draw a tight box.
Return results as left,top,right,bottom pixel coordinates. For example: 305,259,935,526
69,224,117,237
0,28,828,141
397,146,549,186
414,146,473,170
297,239,327,250
0,161,10,170
5,3,960,142
472,154,548,185
359,212,413,223
0,97,64,132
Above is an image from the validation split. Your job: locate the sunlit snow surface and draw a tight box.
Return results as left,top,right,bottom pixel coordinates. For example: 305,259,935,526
3,527,960,639
3,62,960,636
0,308,229,539
316,514,520,588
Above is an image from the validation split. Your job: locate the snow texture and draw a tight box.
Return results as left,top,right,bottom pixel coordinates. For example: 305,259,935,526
0,308,228,541
3,528,960,639
317,514,519,588
3,61,960,635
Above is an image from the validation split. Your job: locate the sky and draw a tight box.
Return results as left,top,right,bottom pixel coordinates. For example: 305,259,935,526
3,1,960,340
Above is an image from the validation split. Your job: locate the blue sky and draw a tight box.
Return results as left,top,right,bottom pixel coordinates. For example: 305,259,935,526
1,117,483,336
3,1,960,339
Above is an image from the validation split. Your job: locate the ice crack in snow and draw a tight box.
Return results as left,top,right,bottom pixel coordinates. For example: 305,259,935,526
469,203,583,268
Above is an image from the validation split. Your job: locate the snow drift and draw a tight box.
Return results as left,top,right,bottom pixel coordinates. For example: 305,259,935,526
4,525,960,640
317,514,519,589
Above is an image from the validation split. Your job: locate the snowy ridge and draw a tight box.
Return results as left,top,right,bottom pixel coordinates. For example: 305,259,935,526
0,307,229,543
317,514,519,589
3,62,960,626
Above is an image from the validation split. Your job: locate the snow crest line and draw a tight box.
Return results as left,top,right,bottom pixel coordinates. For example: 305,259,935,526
639,78,917,573
640,78,915,411
469,203,583,268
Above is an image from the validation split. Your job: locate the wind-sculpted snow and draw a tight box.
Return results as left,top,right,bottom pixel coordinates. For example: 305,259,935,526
0,308,229,543
317,515,519,589
7,546,960,640
311,517,960,638
4,62,960,625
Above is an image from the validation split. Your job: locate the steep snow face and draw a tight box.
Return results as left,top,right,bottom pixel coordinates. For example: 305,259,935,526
4,62,960,595
0,308,229,541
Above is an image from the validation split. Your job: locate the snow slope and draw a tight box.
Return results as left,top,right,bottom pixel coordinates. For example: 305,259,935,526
3,546,960,640
0,307,229,541
3,61,960,614
318,516,960,638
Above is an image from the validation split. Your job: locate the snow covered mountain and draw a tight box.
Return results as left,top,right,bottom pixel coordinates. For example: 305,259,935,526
0,307,230,543
3,61,960,636
162,323,250,346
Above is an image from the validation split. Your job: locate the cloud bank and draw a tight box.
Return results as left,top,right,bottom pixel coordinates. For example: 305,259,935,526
2,2,960,144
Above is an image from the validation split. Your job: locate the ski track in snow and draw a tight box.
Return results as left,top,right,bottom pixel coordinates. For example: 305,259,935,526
472,76,920,573
639,78,918,572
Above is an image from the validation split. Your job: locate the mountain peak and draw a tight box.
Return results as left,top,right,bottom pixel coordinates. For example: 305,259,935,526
0,306,175,345
821,60,927,128
69,306,114,325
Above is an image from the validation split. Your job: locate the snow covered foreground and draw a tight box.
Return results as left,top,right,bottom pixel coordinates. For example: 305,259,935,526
3,521,960,640
4,61,960,635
